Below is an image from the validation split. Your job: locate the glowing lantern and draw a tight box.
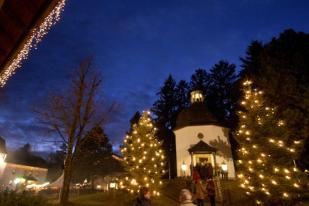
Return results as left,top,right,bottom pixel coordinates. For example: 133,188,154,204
221,162,228,172
181,161,187,176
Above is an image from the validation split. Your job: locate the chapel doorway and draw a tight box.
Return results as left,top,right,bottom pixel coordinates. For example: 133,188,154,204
188,140,217,178
192,153,214,167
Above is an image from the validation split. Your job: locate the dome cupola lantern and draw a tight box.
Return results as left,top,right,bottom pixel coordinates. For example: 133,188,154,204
190,90,204,104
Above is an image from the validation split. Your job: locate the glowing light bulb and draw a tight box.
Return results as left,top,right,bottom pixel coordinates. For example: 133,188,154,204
294,140,301,144
237,174,244,178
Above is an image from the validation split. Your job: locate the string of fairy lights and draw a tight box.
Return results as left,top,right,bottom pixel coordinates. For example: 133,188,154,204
0,0,66,87
236,80,305,205
120,111,165,196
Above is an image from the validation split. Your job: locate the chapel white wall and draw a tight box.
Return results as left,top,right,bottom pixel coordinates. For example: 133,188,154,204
174,125,235,178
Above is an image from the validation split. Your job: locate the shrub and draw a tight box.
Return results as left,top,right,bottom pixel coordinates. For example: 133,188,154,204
0,190,47,206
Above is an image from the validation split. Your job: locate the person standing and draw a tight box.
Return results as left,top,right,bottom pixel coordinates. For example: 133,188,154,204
206,178,216,206
195,180,206,206
192,167,201,183
207,163,213,179
132,187,152,206
200,162,208,180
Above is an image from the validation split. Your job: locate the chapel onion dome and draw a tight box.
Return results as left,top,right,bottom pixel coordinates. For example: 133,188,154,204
175,90,222,129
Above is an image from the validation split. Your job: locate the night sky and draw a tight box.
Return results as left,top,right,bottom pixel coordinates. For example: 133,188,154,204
0,0,308,152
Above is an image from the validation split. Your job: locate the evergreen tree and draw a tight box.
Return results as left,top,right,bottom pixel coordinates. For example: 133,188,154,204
175,80,190,112
240,41,263,79
127,111,141,135
152,75,178,130
236,80,308,205
208,60,238,125
190,68,211,94
240,29,309,169
72,125,113,183
152,75,188,178
121,111,165,196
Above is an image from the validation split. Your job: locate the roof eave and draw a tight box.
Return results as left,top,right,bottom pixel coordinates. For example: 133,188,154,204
174,123,229,132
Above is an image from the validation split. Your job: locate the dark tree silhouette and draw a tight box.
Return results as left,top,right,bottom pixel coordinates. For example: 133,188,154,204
72,125,115,186
152,75,189,178
190,68,211,94
7,143,47,168
208,60,238,125
240,29,309,169
36,58,116,205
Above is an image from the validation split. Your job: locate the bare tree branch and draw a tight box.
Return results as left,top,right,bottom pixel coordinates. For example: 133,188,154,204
34,57,116,205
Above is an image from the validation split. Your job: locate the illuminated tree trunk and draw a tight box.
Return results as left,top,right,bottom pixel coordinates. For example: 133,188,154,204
60,153,73,205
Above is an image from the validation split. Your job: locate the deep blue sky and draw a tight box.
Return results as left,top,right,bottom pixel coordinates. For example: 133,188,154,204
0,0,308,152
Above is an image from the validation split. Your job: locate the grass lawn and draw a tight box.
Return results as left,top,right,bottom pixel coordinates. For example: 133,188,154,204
48,190,176,206
47,179,309,206
47,179,247,206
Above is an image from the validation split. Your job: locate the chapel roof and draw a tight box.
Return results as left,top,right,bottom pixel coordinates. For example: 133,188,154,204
188,140,217,153
175,102,223,129
0,0,64,86
175,89,226,130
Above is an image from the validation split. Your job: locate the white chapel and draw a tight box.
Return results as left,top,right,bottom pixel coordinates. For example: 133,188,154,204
174,90,235,178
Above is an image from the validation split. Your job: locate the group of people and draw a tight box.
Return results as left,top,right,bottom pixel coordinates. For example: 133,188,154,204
194,161,214,180
132,161,216,206
191,164,216,206
133,182,215,206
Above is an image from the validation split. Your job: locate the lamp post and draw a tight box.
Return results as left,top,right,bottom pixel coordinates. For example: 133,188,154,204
221,162,228,180
109,182,116,189
181,161,187,177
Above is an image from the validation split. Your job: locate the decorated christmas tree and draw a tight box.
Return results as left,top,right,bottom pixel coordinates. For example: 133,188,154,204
120,111,165,196
236,80,307,205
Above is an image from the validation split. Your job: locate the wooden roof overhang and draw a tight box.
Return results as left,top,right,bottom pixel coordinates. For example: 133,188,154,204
188,140,217,154
0,0,65,87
